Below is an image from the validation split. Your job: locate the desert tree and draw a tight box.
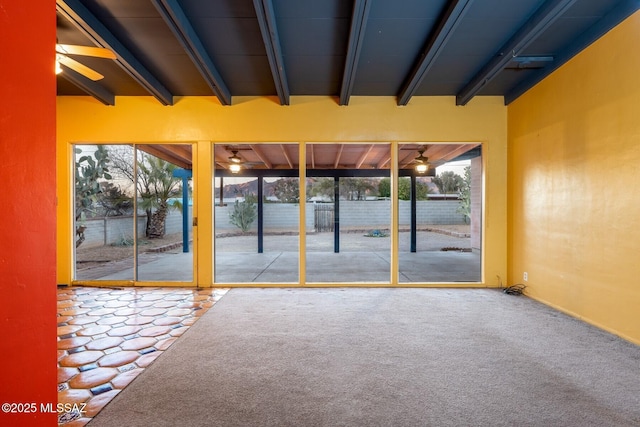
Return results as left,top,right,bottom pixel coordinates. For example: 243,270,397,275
273,178,299,203
432,171,464,195
378,177,430,200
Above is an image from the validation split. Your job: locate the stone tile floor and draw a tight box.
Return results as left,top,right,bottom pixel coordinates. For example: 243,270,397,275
57,286,228,426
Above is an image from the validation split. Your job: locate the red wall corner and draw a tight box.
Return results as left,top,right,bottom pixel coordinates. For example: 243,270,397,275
0,0,57,425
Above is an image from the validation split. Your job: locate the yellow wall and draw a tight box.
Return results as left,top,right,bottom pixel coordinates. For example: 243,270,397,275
57,95,507,287
508,12,640,344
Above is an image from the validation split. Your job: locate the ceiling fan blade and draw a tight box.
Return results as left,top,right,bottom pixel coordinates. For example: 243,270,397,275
57,55,104,81
56,44,116,59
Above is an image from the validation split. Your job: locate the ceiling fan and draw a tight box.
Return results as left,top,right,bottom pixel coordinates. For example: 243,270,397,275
227,150,244,173
413,148,431,173
217,147,263,173
55,43,116,81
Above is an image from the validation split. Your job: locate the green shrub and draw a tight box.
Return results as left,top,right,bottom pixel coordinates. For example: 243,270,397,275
229,195,257,232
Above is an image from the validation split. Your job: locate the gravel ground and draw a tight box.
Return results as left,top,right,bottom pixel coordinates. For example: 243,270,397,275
75,233,186,269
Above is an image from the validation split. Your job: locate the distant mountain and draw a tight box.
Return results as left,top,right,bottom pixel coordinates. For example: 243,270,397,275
215,179,278,198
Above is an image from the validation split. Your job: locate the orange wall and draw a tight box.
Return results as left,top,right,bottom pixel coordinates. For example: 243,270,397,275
508,12,640,344
0,0,57,425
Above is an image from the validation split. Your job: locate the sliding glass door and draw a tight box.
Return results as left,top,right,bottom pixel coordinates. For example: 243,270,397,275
397,143,482,283
305,143,392,283
213,143,300,284
73,144,194,283
72,141,482,286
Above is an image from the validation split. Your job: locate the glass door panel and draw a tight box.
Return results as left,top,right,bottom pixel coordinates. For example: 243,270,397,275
214,144,299,283
136,144,194,282
397,143,481,283
73,144,194,283
74,144,136,281
305,143,391,283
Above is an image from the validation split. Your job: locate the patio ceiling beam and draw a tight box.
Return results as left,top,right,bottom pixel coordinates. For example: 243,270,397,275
376,156,391,169
504,0,640,104
310,145,316,169
57,0,174,106
214,154,230,171
150,0,231,105
439,144,480,162
138,146,191,169
399,150,419,169
152,144,193,166
253,0,290,105
398,0,474,106
456,0,577,106
355,144,374,169
249,145,273,169
59,65,115,106
333,144,344,169
280,144,294,168
339,0,372,105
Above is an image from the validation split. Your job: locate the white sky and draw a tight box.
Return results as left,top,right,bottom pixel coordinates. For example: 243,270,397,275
435,159,470,175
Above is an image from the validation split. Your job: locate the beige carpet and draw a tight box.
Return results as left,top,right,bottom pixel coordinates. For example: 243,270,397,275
88,288,640,426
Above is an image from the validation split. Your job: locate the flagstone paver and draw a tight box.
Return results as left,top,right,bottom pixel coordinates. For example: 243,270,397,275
57,286,228,426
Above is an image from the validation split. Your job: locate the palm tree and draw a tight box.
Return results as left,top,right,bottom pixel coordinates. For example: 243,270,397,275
137,155,183,238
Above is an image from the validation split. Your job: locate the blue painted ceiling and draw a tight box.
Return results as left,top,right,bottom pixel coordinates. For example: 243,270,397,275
56,0,639,107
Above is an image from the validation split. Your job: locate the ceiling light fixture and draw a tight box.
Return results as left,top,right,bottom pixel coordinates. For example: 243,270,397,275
414,149,430,174
228,150,242,164
415,163,428,174
229,163,241,173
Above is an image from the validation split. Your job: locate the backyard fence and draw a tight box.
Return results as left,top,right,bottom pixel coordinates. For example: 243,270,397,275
214,200,466,233
77,209,191,249
314,204,334,232
78,200,467,248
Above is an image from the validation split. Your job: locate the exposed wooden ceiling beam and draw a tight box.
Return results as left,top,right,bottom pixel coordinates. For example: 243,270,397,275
340,0,372,105
310,145,316,169
253,0,289,105
150,0,231,105
398,0,474,105
250,144,272,169
439,143,480,161
333,144,344,169
57,0,174,105
59,64,115,105
280,144,294,169
505,0,640,104
355,144,374,169
456,0,577,105
398,150,418,168
138,145,191,169
376,156,391,169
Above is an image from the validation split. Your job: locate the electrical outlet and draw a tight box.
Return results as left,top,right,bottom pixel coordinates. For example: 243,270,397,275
523,272,528,281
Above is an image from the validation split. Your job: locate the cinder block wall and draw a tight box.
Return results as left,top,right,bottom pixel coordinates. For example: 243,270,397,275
78,200,467,246
78,209,192,248
213,200,466,233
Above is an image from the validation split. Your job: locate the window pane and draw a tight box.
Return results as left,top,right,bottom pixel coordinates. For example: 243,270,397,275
398,143,481,283
306,143,391,283
214,144,299,283
74,144,135,281
136,145,193,282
